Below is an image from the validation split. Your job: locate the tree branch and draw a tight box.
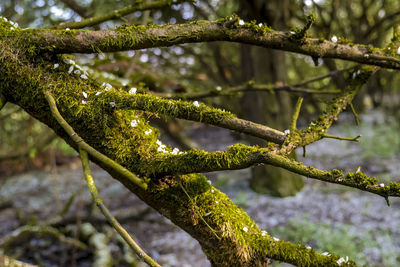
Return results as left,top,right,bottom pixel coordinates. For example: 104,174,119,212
140,144,400,200
322,133,361,142
280,66,377,154
157,82,340,100
44,90,148,190
289,97,303,133
51,0,193,29
98,90,287,143
0,34,361,265
0,225,87,249
363,10,400,39
59,0,90,18
24,18,400,69
79,148,161,267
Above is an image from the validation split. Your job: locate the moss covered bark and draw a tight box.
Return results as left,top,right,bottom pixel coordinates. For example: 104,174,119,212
18,18,400,70
0,19,359,266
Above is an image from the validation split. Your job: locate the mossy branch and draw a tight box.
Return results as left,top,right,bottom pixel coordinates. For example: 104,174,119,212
293,67,354,87
24,19,400,69
51,0,193,29
281,66,376,154
99,90,287,143
155,68,348,101
0,25,366,266
139,144,400,200
289,12,316,41
79,149,161,267
349,103,360,125
289,97,303,133
44,90,148,190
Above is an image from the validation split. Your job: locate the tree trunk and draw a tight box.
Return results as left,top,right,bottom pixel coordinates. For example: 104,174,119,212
239,0,304,197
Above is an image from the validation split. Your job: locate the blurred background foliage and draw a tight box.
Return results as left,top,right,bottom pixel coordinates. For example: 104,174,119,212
1,0,400,266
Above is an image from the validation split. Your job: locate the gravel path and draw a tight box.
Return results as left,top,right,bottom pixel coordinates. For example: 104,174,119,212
0,110,399,266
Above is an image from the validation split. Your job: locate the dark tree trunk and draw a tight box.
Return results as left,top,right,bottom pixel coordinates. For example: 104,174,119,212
239,0,304,197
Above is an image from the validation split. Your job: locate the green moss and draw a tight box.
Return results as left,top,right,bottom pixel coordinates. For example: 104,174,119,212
0,17,379,266
243,20,273,34
331,169,343,177
97,89,235,125
345,171,379,187
338,37,354,45
288,12,315,43
137,144,260,178
217,14,273,34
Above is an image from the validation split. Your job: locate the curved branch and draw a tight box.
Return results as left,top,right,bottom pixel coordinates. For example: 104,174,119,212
140,144,400,200
99,90,287,143
157,83,340,100
0,32,361,266
280,66,377,154
25,18,400,69
79,148,161,267
44,91,148,190
363,10,400,38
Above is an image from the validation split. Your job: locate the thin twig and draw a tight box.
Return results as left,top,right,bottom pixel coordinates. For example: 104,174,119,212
349,103,360,125
158,83,340,100
289,97,304,133
322,133,361,142
79,149,161,267
293,67,354,87
178,181,221,240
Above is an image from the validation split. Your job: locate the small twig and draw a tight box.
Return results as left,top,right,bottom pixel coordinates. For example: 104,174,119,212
0,225,87,249
293,67,354,87
289,97,304,133
322,133,361,142
290,13,316,40
79,149,161,267
178,181,221,240
159,83,340,101
302,146,306,157
349,103,360,125
56,193,76,218
71,177,84,267
44,90,147,190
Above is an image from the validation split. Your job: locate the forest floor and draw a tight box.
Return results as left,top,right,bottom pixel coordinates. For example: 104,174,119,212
0,109,399,266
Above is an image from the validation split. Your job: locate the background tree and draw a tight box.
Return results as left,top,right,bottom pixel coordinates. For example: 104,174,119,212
1,0,400,266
